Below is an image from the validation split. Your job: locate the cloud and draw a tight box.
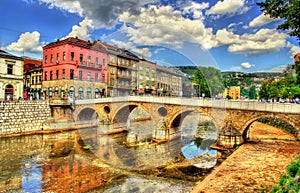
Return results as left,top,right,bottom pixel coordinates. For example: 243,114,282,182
111,39,152,58
120,5,218,50
182,1,209,20
36,0,155,28
206,0,250,16
249,13,275,27
7,31,43,54
286,42,300,59
216,28,288,56
62,18,94,40
241,62,254,69
36,0,83,16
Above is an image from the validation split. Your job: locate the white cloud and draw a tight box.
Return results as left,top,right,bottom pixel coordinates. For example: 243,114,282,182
249,13,275,27
267,65,287,73
36,0,83,16
111,39,152,58
63,18,94,40
182,1,209,20
120,5,218,50
241,62,254,69
36,0,156,28
286,42,300,59
7,31,43,54
206,0,250,16
216,29,240,45
216,28,288,56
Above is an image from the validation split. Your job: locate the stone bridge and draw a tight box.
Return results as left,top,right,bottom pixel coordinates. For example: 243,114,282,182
67,96,300,147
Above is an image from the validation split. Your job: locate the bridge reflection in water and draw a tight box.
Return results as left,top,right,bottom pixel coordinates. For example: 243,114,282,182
0,112,218,192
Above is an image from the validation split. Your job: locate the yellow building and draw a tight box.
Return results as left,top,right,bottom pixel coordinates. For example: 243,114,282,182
225,86,240,100
0,49,24,100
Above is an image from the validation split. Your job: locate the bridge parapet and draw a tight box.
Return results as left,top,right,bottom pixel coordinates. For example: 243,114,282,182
75,97,300,114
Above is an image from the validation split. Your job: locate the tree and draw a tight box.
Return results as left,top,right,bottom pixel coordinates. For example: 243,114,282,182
193,67,224,97
249,85,258,100
295,61,300,85
258,0,300,42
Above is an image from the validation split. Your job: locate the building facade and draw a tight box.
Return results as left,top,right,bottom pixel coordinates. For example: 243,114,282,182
225,86,241,100
42,37,108,101
100,42,139,97
24,58,43,99
0,49,24,100
156,65,183,97
136,59,156,95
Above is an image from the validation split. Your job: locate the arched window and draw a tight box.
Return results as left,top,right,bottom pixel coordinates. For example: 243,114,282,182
95,88,100,98
5,84,14,100
78,87,84,99
55,87,59,96
87,87,92,99
69,86,75,101
61,86,65,98
49,87,52,97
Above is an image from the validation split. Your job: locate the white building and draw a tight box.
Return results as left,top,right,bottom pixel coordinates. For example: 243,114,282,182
0,50,24,100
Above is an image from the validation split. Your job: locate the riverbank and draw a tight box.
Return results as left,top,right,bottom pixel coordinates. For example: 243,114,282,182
192,121,300,193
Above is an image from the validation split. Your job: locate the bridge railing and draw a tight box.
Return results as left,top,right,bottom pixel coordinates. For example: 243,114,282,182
74,96,300,114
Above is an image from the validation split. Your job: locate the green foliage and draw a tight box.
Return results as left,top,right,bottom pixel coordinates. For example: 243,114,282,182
271,157,300,193
259,74,300,100
258,0,300,42
193,67,224,97
257,117,298,137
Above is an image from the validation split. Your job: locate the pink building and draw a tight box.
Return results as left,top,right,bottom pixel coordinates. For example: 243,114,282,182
42,37,108,100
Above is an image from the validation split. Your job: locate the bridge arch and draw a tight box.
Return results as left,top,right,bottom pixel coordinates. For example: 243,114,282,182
112,103,152,126
241,114,298,141
76,107,99,122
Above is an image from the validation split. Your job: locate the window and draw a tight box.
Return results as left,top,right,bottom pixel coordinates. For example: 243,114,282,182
70,69,74,80
62,69,65,79
50,71,53,80
102,75,105,82
96,57,99,65
7,64,13,75
87,72,91,81
56,53,59,63
78,87,83,99
109,55,114,63
87,56,91,66
139,66,143,70
38,76,41,83
50,54,53,63
45,55,48,63
79,71,82,80
102,59,105,66
87,88,91,99
71,52,74,61
80,54,83,64
63,52,66,61
44,71,48,80
95,73,98,82
56,70,59,79
31,77,34,85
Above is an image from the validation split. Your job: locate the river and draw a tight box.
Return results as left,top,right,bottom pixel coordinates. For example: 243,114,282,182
0,113,218,193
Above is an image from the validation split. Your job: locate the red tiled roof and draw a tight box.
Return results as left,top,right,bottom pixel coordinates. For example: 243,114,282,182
24,58,42,67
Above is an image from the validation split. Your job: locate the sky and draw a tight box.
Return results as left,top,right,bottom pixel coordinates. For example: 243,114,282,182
1,0,300,73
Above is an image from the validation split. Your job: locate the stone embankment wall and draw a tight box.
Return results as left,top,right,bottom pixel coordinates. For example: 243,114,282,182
0,100,51,136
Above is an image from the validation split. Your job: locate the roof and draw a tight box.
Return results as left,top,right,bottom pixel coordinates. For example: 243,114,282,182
24,58,42,67
0,49,24,61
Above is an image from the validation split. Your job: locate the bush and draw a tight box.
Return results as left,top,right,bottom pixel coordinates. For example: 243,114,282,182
271,156,300,193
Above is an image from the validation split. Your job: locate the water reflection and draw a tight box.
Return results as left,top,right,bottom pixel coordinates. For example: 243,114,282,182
0,112,218,192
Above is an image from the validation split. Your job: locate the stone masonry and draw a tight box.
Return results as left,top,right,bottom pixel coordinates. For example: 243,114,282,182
0,100,51,135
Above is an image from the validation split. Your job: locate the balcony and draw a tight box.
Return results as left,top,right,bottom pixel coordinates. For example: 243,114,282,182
78,61,102,70
117,74,131,79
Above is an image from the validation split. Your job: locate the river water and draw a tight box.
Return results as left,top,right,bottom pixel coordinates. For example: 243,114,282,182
0,113,218,193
